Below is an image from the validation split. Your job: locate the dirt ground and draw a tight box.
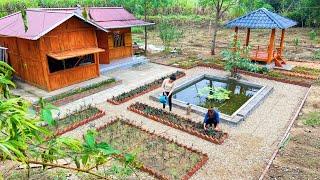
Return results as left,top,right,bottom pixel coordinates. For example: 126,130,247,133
266,85,320,180
134,25,320,62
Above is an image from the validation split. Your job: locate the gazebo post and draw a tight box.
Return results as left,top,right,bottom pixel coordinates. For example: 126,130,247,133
245,28,250,46
279,29,285,56
267,28,276,63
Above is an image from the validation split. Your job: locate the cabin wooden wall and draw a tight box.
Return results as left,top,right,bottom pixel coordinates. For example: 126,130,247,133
107,28,133,61
39,17,100,91
0,36,47,89
96,30,110,64
1,17,104,91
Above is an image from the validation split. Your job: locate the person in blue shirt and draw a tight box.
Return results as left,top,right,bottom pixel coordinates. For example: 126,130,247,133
203,108,221,131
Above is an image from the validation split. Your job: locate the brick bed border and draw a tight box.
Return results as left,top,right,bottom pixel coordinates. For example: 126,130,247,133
47,81,122,107
96,119,209,180
107,73,186,105
198,64,313,87
55,110,105,136
128,104,228,145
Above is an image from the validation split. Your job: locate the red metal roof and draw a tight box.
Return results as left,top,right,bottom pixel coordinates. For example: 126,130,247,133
0,7,154,40
89,7,154,28
0,10,107,40
28,7,154,29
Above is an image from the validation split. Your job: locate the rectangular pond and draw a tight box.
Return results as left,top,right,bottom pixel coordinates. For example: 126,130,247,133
173,76,261,116
150,74,273,124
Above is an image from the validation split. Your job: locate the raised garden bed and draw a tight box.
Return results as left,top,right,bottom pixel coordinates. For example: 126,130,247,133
128,102,228,144
45,78,120,106
96,119,208,180
108,71,185,105
198,63,313,87
47,106,105,136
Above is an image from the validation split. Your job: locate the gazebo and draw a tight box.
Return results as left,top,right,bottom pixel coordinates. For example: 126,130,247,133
225,8,297,67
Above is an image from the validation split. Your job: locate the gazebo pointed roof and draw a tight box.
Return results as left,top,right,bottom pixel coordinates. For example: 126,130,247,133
225,8,297,29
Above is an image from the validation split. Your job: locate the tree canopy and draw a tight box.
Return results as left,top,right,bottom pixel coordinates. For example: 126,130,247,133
0,0,319,27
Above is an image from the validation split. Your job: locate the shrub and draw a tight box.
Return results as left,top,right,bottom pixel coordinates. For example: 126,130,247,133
221,41,269,76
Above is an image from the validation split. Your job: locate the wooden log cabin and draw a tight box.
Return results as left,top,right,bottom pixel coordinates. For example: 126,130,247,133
0,7,153,91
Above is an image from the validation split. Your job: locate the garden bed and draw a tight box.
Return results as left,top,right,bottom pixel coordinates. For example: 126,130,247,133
96,119,208,180
47,106,105,136
45,78,120,106
108,71,185,105
128,102,228,144
198,63,313,87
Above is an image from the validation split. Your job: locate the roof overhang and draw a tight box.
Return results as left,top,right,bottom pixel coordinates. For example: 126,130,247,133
104,22,155,29
47,47,105,60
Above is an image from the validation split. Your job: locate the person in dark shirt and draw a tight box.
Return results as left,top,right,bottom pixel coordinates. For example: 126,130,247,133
203,108,221,131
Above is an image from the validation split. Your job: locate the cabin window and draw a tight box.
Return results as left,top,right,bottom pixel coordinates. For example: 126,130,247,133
47,54,94,73
0,47,8,63
113,32,125,47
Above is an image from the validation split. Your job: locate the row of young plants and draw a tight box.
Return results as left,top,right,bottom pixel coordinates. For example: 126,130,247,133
96,119,208,180
108,71,185,105
45,104,105,136
45,78,119,106
128,102,228,144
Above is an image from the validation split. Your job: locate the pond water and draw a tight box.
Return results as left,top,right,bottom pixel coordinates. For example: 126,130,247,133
173,77,261,115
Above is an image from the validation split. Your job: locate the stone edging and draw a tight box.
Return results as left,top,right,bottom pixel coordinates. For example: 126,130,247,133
198,64,312,87
96,119,209,180
48,80,122,107
55,110,105,136
107,73,186,105
128,105,228,145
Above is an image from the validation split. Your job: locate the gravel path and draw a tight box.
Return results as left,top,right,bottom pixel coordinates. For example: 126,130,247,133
62,66,308,179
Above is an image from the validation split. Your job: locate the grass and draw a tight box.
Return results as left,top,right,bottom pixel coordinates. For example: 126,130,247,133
46,78,116,103
170,56,200,68
97,119,203,179
302,112,320,126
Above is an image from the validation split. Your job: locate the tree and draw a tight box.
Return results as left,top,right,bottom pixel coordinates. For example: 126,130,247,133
0,61,139,179
158,21,183,51
200,0,235,55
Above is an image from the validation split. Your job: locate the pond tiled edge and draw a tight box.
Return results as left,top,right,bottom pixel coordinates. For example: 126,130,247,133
150,74,273,125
